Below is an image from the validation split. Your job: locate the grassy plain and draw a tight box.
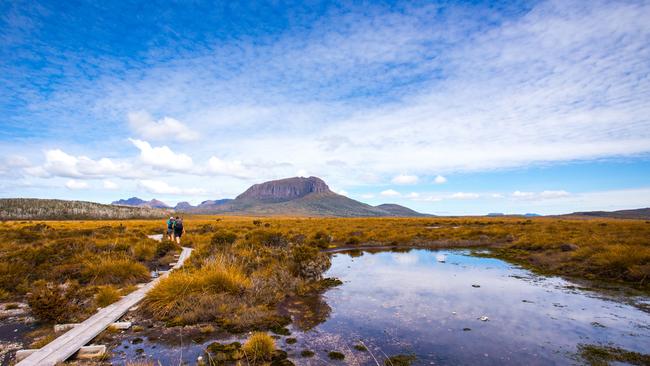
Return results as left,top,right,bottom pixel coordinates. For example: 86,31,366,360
1,215,649,327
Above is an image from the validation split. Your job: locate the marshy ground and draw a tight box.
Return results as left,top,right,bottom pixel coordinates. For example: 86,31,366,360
0,216,649,365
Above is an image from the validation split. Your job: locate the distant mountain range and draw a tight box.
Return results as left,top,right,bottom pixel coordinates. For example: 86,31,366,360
112,197,170,208
566,207,650,220
112,176,428,217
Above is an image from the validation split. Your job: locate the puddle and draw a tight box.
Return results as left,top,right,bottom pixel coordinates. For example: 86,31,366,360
109,249,650,365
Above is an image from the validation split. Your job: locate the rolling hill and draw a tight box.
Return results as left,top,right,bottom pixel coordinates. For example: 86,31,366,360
0,198,169,220
567,207,650,220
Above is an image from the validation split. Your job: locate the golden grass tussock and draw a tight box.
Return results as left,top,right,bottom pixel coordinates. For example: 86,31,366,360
242,332,275,363
82,256,150,285
95,285,121,307
144,259,251,321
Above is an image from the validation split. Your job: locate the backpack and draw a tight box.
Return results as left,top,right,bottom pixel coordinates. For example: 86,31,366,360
174,219,183,231
167,219,174,229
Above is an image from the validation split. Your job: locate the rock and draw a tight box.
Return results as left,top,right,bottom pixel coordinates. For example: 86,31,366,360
560,243,579,252
76,345,107,359
54,323,79,332
237,176,331,202
472,284,481,288
479,316,489,321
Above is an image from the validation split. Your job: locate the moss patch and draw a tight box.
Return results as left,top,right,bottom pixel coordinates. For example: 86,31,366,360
579,344,650,366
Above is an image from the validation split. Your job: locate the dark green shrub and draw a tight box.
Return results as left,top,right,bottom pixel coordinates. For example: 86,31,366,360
211,231,238,247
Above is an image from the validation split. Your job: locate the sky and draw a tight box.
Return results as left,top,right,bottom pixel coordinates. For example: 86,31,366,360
1,0,649,215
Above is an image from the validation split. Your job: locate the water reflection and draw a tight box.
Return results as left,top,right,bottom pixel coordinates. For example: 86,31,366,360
302,249,650,365
109,249,650,365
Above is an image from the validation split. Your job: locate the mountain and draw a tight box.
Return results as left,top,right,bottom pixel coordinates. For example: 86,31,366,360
112,197,170,208
375,203,427,217
0,198,169,220
237,176,330,202
566,207,650,220
174,201,194,211
188,176,427,217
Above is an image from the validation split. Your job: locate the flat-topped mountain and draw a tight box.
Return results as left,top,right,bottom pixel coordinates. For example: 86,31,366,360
112,197,170,208
237,176,330,202
182,176,428,217
111,176,427,217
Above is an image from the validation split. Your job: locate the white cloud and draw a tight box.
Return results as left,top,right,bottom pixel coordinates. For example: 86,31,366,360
512,190,571,200
25,149,136,179
205,156,251,178
65,179,88,190
512,191,535,198
406,192,420,199
103,180,119,190
490,193,505,199
392,174,418,184
434,175,447,184
129,139,193,172
128,111,199,141
296,169,309,177
138,180,205,195
380,189,401,197
450,192,480,199
337,189,349,196
540,190,570,199
361,193,375,199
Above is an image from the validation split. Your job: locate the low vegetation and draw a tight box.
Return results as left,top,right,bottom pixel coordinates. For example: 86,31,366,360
0,221,179,323
242,332,275,363
1,215,648,359
0,198,168,220
579,344,650,365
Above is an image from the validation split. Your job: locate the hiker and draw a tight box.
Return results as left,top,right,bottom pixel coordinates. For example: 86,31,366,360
173,216,185,244
166,216,175,241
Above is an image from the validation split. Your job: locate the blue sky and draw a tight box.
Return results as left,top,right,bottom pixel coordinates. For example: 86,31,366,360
1,0,649,215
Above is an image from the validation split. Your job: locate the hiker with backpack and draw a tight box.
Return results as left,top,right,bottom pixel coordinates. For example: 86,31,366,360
166,216,175,241
173,216,185,244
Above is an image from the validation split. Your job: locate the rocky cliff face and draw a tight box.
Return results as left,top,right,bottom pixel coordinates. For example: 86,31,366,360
236,176,332,202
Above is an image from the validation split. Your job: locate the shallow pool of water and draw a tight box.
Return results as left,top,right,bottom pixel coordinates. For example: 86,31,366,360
111,248,650,365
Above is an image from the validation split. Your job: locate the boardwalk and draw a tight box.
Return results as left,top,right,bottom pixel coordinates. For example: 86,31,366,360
17,240,192,366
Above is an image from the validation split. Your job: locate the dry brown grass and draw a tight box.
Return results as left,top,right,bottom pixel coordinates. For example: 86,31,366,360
242,332,275,363
3,215,649,328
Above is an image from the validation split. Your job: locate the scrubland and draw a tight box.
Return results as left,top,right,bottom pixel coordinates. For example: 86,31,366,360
0,221,179,323
1,216,648,351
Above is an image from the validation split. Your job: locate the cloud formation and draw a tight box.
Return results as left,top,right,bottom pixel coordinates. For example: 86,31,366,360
138,180,205,195
392,174,419,185
129,139,193,172
128,111,198,142
380,189,401,197
65,179,88,190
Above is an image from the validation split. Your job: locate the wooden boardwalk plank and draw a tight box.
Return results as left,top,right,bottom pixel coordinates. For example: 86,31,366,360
17,245,192,366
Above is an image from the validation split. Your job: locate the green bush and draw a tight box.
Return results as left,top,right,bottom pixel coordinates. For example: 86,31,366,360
211,231,238,247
